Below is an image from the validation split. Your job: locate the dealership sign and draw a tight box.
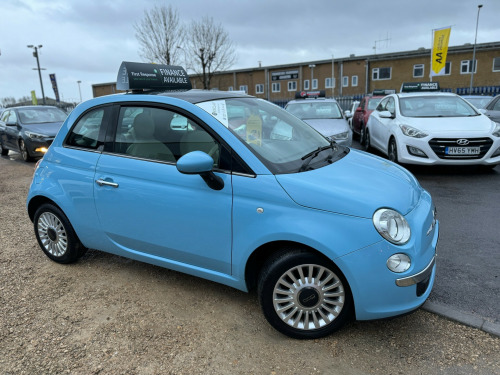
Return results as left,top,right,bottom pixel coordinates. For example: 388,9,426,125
271,70,299,81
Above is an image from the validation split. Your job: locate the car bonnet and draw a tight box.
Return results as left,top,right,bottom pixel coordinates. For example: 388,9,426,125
401,114,494,134
23,121,64,136
302,118,349,136
275,149,422,218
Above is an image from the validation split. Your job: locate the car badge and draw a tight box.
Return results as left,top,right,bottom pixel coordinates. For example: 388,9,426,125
457,139,469,146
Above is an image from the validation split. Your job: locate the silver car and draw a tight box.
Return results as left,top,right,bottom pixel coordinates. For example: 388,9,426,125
285,94,352,146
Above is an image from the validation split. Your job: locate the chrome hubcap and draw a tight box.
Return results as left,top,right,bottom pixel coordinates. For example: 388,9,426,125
273,264,345,330
37,212,68,257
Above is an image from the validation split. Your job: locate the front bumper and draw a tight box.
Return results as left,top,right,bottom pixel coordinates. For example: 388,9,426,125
396,255,435,287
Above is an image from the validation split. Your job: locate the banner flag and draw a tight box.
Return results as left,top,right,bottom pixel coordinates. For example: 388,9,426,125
49,73,60,102
431,27,451,76
31,90,38,105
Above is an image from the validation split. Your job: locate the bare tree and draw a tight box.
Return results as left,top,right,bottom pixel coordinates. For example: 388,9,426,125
185,16,236,89
134,5,185,65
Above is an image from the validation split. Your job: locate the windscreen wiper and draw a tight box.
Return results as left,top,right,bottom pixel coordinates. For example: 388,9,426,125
299,142,335,172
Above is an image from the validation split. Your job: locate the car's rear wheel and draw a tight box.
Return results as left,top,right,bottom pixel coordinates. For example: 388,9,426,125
19,139,32,162
258,248,352,339
388,138,398,163
33,203,87,263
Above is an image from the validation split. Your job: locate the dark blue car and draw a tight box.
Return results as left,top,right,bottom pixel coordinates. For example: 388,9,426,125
0,105,67,161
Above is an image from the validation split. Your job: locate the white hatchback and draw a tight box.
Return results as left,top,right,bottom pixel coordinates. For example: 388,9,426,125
365,92,500,167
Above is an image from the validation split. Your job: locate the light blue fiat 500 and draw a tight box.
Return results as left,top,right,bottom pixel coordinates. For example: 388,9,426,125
27,62,438,339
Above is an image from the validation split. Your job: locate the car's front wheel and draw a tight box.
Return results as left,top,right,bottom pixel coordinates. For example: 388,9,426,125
258,248,353,339
388,138,398,163
361,126,371,151
0,141,8,156
19,139,32,162
33,203,87,263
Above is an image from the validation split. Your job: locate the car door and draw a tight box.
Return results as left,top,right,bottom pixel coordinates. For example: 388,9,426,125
484,96,500,123
368,98,388,150
352,98,365,133
1,110,19,150
93,105,233,275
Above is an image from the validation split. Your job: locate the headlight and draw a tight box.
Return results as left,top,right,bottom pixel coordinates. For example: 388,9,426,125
332,131,349,140
387,253,411,273
25,131,46,140
399,125,428,138
373,208,411,245
492,121,500,137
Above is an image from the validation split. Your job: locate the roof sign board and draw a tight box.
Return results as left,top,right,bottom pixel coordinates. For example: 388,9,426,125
400,82,440,93
295,90,326,99
116,61,192,91
372,89,396,95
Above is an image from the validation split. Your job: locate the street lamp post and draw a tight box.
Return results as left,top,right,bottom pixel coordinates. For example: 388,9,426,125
469,4,483,94
77,81,82,102
27,44,46,105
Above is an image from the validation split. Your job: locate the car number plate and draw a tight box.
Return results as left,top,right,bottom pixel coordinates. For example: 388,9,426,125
445,146,480,155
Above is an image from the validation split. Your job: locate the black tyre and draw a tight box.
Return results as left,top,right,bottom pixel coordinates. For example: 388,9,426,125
0,141,8,156
19,139,32,162
258,248,353,339
361,126,371,151
33,203,87,264
388,138,398,163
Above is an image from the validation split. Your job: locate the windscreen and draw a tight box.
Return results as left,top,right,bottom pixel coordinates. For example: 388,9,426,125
399,95,479,117
286,101,343,120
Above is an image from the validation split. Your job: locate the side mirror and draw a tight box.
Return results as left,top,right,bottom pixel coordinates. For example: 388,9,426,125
344,110,352,119
176,151,224,191
379,110,395,119
478,108,486,114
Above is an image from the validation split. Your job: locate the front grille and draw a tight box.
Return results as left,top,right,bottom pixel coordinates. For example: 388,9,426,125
428,137,493,159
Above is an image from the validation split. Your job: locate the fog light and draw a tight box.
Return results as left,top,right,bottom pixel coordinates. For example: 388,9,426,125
407,145,428,158
491,146,500,158
387,254,411,273
35,147,48,153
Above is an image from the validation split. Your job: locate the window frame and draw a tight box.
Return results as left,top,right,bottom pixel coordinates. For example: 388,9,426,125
342,76,349,87
272,82,281,93
413,64,424,78
492,57,500,72
461,60,477,74
351,75,358,87
255,84,264,94
325,77,335,88
239,85,248,93
304,80,310,90
288,81,297,91
372,67,392,80
312,79,318,90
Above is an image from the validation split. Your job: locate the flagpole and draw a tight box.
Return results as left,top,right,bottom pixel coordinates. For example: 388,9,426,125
430,29,434,82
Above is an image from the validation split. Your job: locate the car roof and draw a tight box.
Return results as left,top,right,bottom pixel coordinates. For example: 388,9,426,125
286,98,338,105
125,89,254,104
396,92,458,99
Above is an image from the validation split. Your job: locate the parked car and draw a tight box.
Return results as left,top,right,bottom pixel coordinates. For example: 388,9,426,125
0,105,67,161
346,100,359,128
27,62,438,339
480,94,500,123
351,94,385,142
461,95,493,109
285,92,352,147
365,83,500,167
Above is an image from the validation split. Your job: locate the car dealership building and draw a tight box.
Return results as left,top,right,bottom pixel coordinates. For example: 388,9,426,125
93,41,500,104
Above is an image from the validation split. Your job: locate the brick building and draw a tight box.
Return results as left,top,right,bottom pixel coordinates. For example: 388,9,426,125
93,41,500,103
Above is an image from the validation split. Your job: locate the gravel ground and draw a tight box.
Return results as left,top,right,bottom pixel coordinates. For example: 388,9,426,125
1,154,499,375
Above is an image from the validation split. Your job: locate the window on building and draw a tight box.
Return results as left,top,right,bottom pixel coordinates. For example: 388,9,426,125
255,84,264,94
351,75,358,87
342,76,349,87
372,67,391,80
239,85,248,93
325,77,335,88
228,86,233,91
312,79,318,89
272,82,281,92
461,60,477,74
288,81,297,91
304,80,310,90
413,64,424,78
493,57,500,72
444,62,451,75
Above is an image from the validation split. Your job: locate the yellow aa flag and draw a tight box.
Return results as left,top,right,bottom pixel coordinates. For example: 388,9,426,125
431,27,451,76
31,90,38,105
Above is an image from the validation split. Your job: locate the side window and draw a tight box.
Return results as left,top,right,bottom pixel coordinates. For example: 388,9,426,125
66,108,106,150
7,111,17,124
386,98,395,114
376,98,389,111
1,110,10,123
114,106,220,167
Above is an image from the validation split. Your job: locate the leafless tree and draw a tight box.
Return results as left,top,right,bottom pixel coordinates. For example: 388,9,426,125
185,16,236,89
134,5,185,65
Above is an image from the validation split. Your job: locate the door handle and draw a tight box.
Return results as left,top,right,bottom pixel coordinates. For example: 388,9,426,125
96,179,119,188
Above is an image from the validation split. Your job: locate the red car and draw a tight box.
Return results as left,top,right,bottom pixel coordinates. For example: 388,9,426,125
351,95,385,144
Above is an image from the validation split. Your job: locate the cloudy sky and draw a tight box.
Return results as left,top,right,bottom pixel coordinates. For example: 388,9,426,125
1,0,499,104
